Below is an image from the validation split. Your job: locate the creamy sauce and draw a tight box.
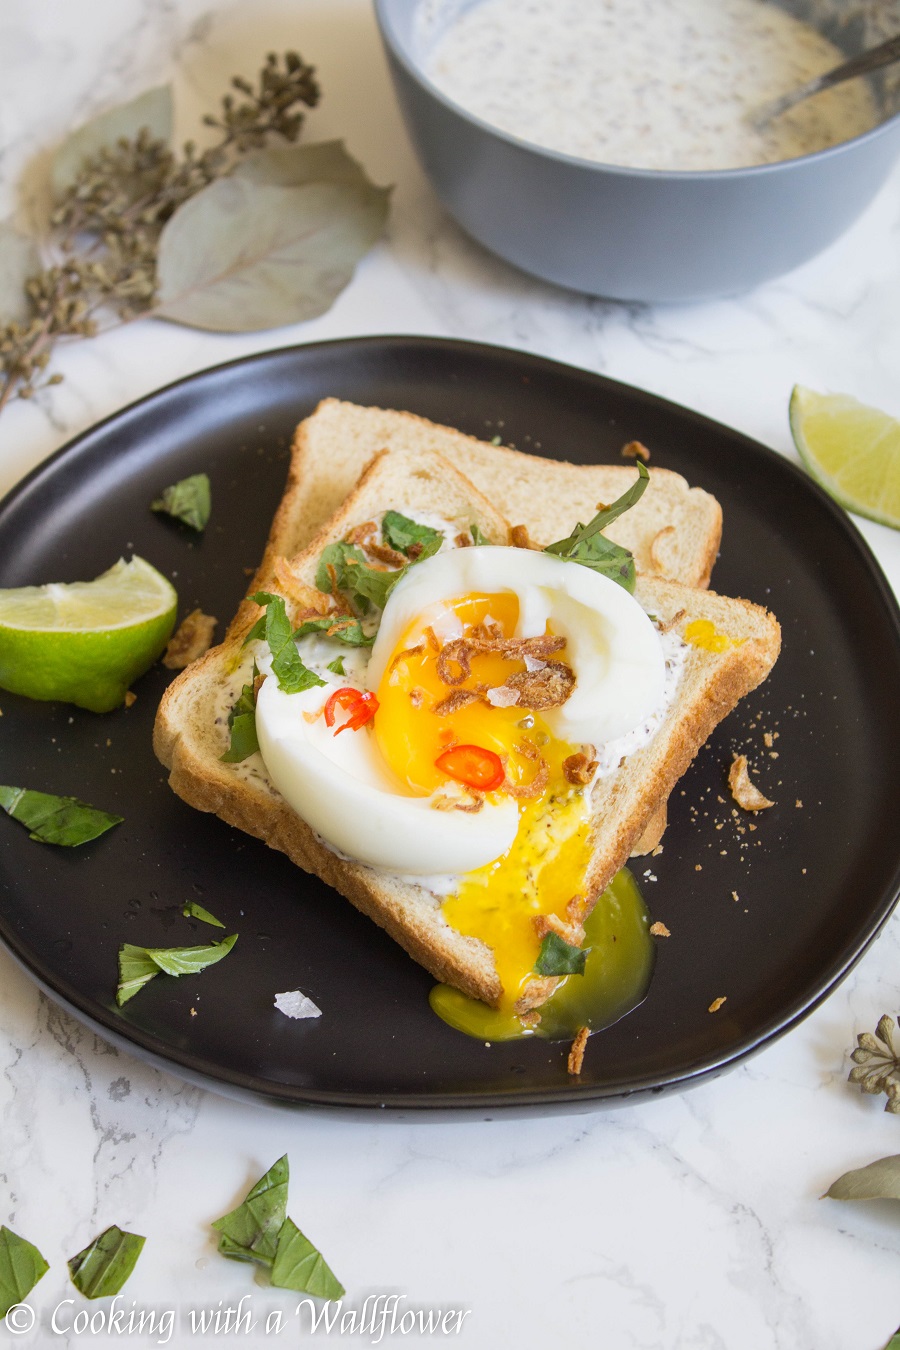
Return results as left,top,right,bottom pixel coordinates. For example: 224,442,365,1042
421,0,880,171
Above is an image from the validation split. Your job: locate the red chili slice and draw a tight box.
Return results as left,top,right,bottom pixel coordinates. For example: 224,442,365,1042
323,686,379,734
435,744,505,792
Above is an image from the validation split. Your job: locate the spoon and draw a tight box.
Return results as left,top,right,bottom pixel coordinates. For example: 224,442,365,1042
752,31,900,131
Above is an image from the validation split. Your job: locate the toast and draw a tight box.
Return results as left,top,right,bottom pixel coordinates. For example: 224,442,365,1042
268,399,723,589
155,436,780,1012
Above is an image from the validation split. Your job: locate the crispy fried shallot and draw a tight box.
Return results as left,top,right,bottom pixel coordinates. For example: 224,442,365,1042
504,659,575,710
273,557,332,615
728,754,774,811
563,750,598,785
621,440,651,462
436,634,566,686
567,1026,590,1076
162,609,217,669
432,687,485,716
656,607,687,634
430,781,485,813
454,531,473,548
504,739,549,799
509,523,536,549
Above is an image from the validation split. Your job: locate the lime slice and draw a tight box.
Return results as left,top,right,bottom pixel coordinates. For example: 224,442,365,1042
789,386,900,531
0,556,178,713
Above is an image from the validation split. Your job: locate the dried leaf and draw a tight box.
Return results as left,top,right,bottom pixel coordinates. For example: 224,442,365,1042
232,139,375,190
0,221,40,324
155,175,389,332
825,1154,900,1201
52,85,173,198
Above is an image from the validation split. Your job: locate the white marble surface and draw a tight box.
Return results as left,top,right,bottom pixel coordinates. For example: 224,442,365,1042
1,2,900,1347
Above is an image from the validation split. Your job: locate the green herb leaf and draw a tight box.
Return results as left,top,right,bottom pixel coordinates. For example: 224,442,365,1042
155,175,389,333
544,463,649,593
247,593,325,694
0,221,40,325
381,511,443,557
470,523,490,546
882,1330,900,1350
294,616,373,647
151,472,211,531
315,541,369,598
221,666,260,763
326,656,345,676
212,1156,289,1267
347,561,408,611
535,931,588,977
271,1217,345,1299
182,902,225,929
0,1226,49,1318
116,935,237,1006
0,786,122,846
68,1225,145,1300
52,85,173,198
824,1154,900,1202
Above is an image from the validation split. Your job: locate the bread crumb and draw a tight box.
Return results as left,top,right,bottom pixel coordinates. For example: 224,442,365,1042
567,1026,589,1076
769,751,779,759
708,997,727,1013
763,731,773,747
124,690,137,708
649,921,670,937
728,754,774,811
190,1007,198,1017
795,799,803,808
732,891,739,902
621,440,650,462
695,864,702,871
651,844,663,856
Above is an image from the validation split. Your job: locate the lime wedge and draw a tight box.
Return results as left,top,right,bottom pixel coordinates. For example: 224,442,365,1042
0,556,178,712
789,386,900,531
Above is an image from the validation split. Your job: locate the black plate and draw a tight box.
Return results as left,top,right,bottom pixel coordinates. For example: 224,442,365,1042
1,337,899,1112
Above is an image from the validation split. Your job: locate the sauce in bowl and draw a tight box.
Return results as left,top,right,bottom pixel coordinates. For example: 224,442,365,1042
421,0,879,171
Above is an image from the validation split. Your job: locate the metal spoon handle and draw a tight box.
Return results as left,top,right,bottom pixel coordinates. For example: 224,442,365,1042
756,31,900,128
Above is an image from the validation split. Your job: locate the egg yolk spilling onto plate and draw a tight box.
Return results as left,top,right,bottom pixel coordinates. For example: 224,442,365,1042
374,590,593,1013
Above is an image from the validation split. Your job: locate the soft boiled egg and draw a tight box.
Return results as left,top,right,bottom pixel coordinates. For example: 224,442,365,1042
254,545,665,889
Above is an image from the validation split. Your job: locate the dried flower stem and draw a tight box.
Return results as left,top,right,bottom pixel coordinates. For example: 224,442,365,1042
849,1014,900,1113
0,52,320,415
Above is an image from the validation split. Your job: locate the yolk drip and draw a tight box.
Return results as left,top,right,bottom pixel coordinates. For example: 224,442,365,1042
684,618,744,653
374,590,592,1014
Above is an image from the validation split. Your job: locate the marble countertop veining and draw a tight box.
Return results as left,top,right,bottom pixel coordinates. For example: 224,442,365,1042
1,2,900,1347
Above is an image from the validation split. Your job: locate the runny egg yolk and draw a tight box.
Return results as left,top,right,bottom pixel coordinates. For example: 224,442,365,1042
374,590,594,1014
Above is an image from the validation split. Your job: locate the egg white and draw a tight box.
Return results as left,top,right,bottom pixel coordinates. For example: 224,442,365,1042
254,543,666,878
367,546,666,745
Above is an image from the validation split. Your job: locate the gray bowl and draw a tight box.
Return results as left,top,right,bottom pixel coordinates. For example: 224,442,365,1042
374,0,900,302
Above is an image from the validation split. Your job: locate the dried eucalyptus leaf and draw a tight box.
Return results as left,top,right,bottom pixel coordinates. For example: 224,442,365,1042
232,139,375,190
155,176,389,332
52,85,174,198
0,221,40,324
825,1154,900,1202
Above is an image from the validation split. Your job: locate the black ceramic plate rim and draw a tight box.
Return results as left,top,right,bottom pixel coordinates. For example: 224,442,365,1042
1,334,899,1113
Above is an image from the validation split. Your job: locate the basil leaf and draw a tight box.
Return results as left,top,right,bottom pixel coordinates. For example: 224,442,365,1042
212,1156,289,1268
143,934,237,976
116,946,162,1005
0,1226,49,1318
0,786,122,846
326,656,345,676
248,593,325,695
883,1332,900,1350
535,931,588,977
544,462,649,593
347,561,407,611
116,935,237,1006
294,616,373,647
68,1225,145,1300
182,902,225,928
381,510,442,557
151,472,211,531
271,1217,345,1299
221,667,260,763
470,523,490,546
315,541,368,597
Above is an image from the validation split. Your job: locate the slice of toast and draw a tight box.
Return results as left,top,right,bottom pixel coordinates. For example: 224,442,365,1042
154,443,780,1010
270,399,723,589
